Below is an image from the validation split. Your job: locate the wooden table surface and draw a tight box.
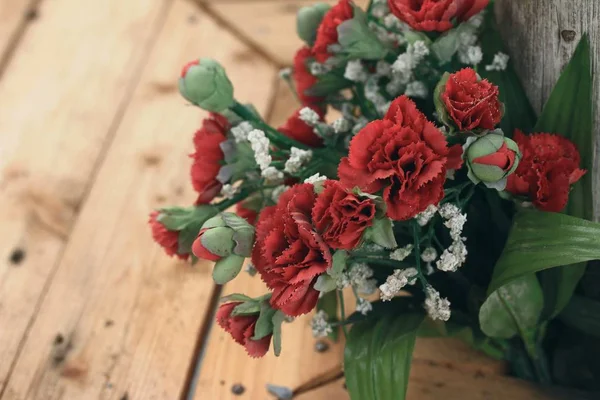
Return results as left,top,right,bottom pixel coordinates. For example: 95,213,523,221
0,1,570,399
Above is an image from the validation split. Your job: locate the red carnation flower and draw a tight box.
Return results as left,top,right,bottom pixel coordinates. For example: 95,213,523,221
236,203,258,225
190,113,229,204
312,180,376,250
441,68,502,131
278,106,324,148
388,0,488,32
216,302,272,358
252,184,332,316
148,211,188,260
312,0,354,62
293,47,324,106
339,96,463,221
191,228,222,261
506,130,586,212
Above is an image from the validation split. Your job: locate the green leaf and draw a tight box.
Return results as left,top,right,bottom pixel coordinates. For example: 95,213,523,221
314,275,337,293
306,71,352,96
252,301,277,340
487,211,600,295
364,218,397,249
231,301,261,316
220,293,254,303
336,5,387,60
329,250,348,279
271,311,286,356
532,35,594,318
478,6,536,136
480,275,543,339
559,295,600,339
344,312,424,400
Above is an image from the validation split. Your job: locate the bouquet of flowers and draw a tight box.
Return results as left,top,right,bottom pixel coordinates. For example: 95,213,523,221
150,0,600,397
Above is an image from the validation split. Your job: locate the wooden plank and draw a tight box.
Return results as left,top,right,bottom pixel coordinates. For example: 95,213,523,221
0,0,36,68
0,0,173,393
0,1,276,399
201,0,370,66
495,0,600,215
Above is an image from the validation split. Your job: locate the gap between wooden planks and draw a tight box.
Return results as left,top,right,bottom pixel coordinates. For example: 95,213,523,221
0,0,41,78
0,0,276,399
0,0,172,395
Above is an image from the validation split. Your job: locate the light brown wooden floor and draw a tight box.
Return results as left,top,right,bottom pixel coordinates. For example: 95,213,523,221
0,1,570,399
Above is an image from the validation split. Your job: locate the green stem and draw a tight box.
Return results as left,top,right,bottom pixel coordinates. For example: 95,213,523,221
412,222,429,287
214,189,255,210
338,290,349,338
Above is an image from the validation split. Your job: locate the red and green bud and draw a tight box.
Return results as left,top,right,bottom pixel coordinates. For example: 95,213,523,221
179,58,234,113
464,131,521,190
192,212,255,284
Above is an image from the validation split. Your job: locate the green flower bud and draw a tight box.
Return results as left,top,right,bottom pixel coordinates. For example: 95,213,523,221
192,212,255,263
179,58,234,112
297,3,331,45
464,131,521,190
212,254,245,285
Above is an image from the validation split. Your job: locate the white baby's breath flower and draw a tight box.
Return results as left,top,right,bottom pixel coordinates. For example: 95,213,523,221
311,310,333,338
231,121,254,143
424,286,451,321
421,247,438,263
356,298,373,315
390,244,414,261
220,184,238,199
405,81,428,99
261,166,284,184
310,62,330,76
304,173,327,185
445,213,467,240
284,147,312,174
248,129,271,170
410,40,430,60
344,60,368,82
299,107,320,126
486,52,510,71
332,117,351,134
438,203,461,220
436,249,460,272
464,45,483,65
379,268,418,301
416,204,438,226
376,60,392,77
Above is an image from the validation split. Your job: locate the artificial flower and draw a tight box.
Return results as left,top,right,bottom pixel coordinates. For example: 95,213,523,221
216,302,272,357
388,0,489,32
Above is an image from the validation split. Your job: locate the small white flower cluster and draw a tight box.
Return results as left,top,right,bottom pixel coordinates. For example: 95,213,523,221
379,268,418,301
248,129,283,183
304,173,327,185
416,204,438,226
344,60,368,83
271,185,288,203
421,247,438,263
364,77,391,115
299,107,321,126
457,11,485,66
356,298,373,316
284,147,312,174
352,116,369,135
370,0,390,19
348,263,378,295
311,310,333,338
424,285,451,321
332,117,352,134
405,81,428,99
231,121,254,143
389,41,430,95
220,183,238,199
436,203,468,272
390,244,414,261
310,61,331,76
485,52,510,71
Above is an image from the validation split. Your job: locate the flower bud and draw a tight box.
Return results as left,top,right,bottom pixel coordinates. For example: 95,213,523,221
179,58,234,112
464,131,521,190
297,3,331,45
192,212,255,284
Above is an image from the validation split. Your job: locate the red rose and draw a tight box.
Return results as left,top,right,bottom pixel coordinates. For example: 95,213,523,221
293,47,324,106
312,0,354,62
388,0,489,32
236,203,258,225
506,130,586,212
278,106,324,148
339,96,463,221
191,113,229,204
252,184,332,316
148,211,188,260
312,180,376,250
216,302,272,358
440,68,502,131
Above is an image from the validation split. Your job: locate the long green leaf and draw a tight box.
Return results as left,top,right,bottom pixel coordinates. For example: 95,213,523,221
480,275,543,339
344,312,424,400
487,211,600,295
478,5,536,136
532,35,594,317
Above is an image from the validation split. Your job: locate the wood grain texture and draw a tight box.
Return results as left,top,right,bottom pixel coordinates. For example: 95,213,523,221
0,0,172,393
0,0,276,399
201,0,370,66
0,0,36,67
494,0,600,218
